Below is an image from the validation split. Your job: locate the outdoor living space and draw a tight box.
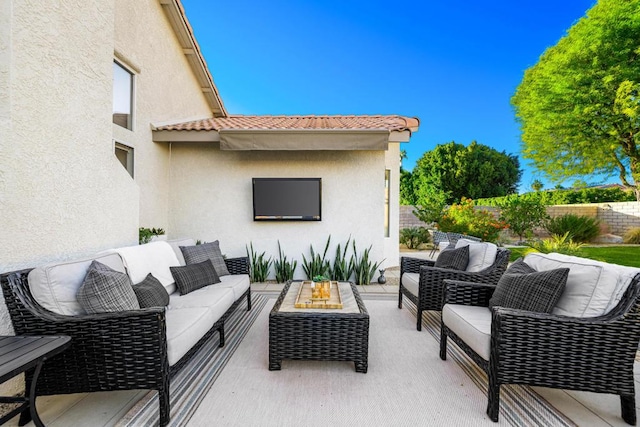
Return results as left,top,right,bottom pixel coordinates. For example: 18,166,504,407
4,0,640,426
2,256,640,427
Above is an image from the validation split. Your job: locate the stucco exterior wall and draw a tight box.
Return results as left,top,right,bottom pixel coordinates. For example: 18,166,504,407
168,145,392,278
384,143,401,267
113,0,212,230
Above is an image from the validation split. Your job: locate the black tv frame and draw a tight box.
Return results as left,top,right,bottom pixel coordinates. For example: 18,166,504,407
252,177,322,221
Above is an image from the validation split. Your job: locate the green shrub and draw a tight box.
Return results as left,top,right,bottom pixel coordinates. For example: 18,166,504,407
545,214,600,243
498,195,549,241
301,236,331,280
399,227,431,249
246,242,272,283
273,240,297,283
350,240,383,286
437,198,506,242
623,227,640,244
330,236,353,281
525,232,584,256
476,187,635,207
138,227,165,244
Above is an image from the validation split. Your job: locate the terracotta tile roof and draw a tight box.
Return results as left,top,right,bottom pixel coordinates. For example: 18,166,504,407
155,115,420,133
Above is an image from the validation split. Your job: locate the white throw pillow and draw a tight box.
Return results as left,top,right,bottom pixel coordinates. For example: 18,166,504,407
454,239,498,272
112,241,181,294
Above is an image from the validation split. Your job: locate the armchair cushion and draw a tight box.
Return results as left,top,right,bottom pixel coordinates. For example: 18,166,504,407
77,261,140,314
170,260,221,295
112,241,181,294
181,241,230,276
442,304,491,360
455,239,498,272
523,252,640,317
435,245,469,271
489,259,569,313
401,272,420,297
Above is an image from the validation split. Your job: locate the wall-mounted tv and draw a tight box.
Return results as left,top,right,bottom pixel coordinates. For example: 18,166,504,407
253,178,321,221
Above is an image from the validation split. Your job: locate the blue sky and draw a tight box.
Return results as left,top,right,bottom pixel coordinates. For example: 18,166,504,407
181,0,598,193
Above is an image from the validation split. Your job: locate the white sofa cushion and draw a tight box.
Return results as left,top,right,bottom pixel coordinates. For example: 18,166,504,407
168,285,234,312
217,274,251,300
112,241,181,294
167,238,196,266
401,272,420,297
165,307,215,366
523,252,640,317
28,252,126,316
455,239,498,272
442,304,492,361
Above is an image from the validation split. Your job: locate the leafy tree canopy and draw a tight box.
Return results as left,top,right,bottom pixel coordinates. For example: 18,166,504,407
512,0,640,199
411,141,521,204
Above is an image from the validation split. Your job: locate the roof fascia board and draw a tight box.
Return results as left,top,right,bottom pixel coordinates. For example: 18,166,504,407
159,0,227,117
153,130,221,142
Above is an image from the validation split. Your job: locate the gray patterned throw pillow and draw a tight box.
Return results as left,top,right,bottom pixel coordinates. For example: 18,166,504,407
132,273,170,308
434,244,469,271
489,259,569,313
170,259,221,295
180,241,230,276
77,261,140,314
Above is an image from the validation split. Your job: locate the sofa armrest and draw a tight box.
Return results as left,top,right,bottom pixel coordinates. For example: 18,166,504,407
401,256,435,275
225,256,249,275
443,279,495,307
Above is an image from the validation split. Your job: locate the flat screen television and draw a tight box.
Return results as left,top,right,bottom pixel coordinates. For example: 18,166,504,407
253,178,321,221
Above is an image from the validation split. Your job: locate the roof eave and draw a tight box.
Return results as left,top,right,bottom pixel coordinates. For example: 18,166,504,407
159,0,227,117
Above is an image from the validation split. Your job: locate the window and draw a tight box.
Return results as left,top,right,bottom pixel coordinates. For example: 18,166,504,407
384,169,390,237
113,61,133,129
115,142,134,177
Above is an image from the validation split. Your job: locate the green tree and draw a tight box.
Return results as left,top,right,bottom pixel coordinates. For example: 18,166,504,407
411,141,521,204
399,169,415,205
531,179,544,192
512,0,640,199
498,195,549,242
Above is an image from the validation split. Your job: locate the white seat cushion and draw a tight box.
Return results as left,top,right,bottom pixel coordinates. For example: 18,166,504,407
165,307,215,366
169,285,234,315
111,241,181,294
28,252,126,316
401,272,419,297
523,252,640,317
455,239,497,272
216,274,250,301
442,304,492,361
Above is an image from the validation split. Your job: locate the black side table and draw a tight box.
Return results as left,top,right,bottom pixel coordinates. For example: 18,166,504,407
0,335,71,427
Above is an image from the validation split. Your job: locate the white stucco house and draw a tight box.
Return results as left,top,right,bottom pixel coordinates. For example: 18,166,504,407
0,0,418,383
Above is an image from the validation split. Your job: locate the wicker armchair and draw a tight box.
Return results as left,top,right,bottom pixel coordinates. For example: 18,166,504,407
0,257,250,427
398,248,510,330
439,277,640,424
429,230,449,258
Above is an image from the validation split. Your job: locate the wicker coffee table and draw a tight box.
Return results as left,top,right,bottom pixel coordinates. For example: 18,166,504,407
269,281,369,373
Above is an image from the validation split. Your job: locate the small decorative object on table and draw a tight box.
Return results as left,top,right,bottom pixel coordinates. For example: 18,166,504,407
294,280,343,309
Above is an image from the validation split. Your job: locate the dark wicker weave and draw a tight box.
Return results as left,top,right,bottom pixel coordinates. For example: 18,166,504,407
439,276,640,424
0,256,250,427
269,281,369,373
398,248,510,330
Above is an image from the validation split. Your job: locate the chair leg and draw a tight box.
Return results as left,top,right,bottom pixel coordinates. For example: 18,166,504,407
439,325,447,360
159,384,170,427
416,308,422,331
218,324,225,347
398,288,403,309
621,394,636,425
487,372,500,422
247,290,252,311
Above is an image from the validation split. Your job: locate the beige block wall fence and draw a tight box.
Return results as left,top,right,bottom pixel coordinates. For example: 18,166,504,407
400,202,640,237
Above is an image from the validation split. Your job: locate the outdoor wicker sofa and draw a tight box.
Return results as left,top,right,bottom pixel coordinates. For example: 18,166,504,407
399,245,510,330
0,239,250,427
439,252,640,424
